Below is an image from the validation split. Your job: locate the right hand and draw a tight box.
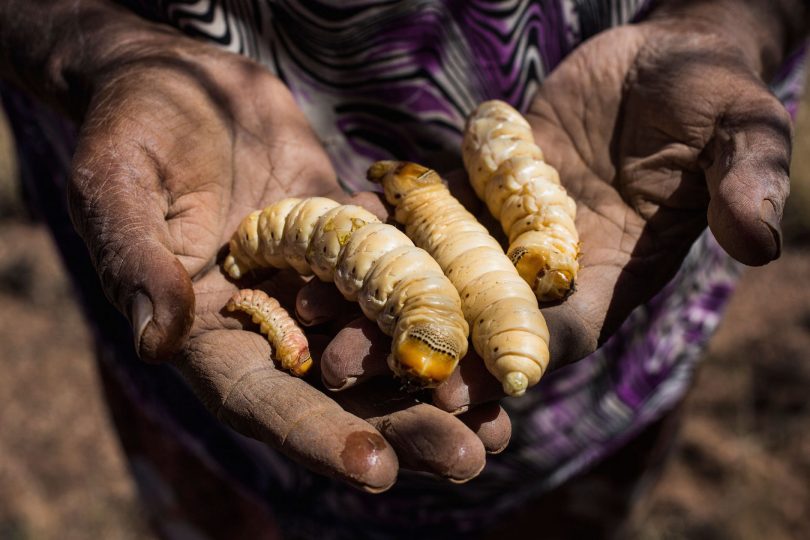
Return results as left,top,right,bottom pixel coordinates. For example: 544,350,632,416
67,30,509,492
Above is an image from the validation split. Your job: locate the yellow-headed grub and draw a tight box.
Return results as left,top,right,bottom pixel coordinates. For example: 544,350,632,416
463,99,579,302
224,198,469,388
368,161,550,397
227,288,312,376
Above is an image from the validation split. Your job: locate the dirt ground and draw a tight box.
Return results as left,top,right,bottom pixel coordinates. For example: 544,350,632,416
1,98,810,539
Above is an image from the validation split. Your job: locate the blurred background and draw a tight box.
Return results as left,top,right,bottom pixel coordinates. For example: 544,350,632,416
1,88,809,539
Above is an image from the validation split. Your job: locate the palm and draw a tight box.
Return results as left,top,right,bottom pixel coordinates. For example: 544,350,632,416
114,58,340,277
94,52,344,356
126,55,345,328
522,24,790,366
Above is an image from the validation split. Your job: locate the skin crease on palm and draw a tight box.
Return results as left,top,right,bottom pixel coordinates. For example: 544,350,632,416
55,6,793,492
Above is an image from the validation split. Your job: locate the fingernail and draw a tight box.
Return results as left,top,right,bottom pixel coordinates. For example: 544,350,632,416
760,199,782,260
444,455,486,484
487,442,509,455
132,292,154,358
450,404,469,415
324,376,357,392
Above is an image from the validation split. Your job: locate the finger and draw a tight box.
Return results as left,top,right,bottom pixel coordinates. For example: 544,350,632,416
310,326,486,482
336,381,486,483
69,139,194,362
320,317,391,391
370,404,486,482
177,328,398,493
704,83,791,266
295,279,361,327
457,403,512,454
432,350,504,414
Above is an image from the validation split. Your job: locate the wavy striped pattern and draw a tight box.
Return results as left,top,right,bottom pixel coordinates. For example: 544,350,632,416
119,0,646,188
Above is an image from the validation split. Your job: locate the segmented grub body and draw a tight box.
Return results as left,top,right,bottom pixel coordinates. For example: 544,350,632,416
227,289,312,376
463,99,579,301
224,198,469,387
368,161,550,397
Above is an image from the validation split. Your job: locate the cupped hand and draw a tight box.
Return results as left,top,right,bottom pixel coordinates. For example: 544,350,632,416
525,19,791,367
67,37,508,491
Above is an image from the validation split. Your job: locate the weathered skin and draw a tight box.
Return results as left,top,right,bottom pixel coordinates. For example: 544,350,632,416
226,198,469,388
368,161,550,397
463,100,580,302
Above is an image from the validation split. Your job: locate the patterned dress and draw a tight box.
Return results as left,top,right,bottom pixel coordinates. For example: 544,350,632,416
1,1,806,538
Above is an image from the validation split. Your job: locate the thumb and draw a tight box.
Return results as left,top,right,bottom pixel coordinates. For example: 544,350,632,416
704,85,792,266
69,141,194,362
